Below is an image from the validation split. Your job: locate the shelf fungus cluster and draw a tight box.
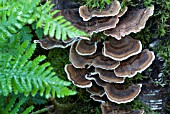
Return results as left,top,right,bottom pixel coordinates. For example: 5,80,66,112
61,0,154,38
35,0,155,113
35,0,154,51
65,36,155,106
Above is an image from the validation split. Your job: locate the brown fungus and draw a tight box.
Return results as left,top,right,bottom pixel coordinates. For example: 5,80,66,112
76,39,97,56
56,8,120,35
70,41,120,69
64,64,92,88
86,82,105,96
79,0,121,21
85,74,107,87
90,95,107,103
34,37,77,49
104,6,154,40
95,68,125,83
69,41,92,68
114,49,155,78
103,36,142,61
92,55,120,70
104,83,142,104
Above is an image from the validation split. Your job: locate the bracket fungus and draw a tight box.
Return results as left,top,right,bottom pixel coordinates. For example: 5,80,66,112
104,83,142,104
85,74,107,87
57,4,128,35
60,8,120,35
79,0,121,21
66,36,155,106
65,64,92,88
104,6,154,40
70,41,120,69
34,37,77,49
56,1,156,113
70,41,92,68
114,49,155,78
90,94,107,103
92,55,120,70
95,68,125,83
76,39,97,55
103,36,142,61
86,82,105,96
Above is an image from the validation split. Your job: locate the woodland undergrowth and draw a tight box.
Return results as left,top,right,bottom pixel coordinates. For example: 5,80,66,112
0,0,169,114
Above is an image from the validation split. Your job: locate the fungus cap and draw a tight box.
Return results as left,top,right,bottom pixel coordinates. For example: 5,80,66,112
79,0,121,21
104,6,154,40
70,41,91,68
34,37,77,49
92,55,120,70
76,39,97,56
95,68,125,83
103,36,142,61
86,82,105,96
104,83,142,104
64,64,92,88
60,8,120,35
114,49,155,78
85,74,106,87
90,95,107,103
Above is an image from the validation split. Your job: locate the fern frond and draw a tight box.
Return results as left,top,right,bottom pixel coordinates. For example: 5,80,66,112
1,95,34,114
0,0,41,39
32,1,89,40
0,39,76,98
0,0,88,42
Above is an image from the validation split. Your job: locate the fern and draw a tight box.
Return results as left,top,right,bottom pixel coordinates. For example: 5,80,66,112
33,1,88,40
19,26,33,42
0,95,34,114
0,0,41,38
0,0,88,41
0,39,76,98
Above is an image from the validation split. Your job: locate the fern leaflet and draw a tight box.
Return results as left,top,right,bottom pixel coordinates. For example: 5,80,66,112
0,39,76,98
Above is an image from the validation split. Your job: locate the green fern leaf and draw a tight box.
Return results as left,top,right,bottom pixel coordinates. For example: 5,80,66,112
0,0,41,40
2,95,34,114
33,1,89,40
0,39,76,98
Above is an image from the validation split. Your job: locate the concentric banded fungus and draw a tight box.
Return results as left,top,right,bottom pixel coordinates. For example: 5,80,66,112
34,37,77,49
104,6,154,40
57,8,119,35
76,39,97,55
101,103,144,114
70,41,92,68
79,0,121,21
95,68,125,83
117,7,128,17
103,36,142,61
85,74,106,87
86,82,105,96
114,49,155,78
92,55,120,70
64,64,92,88
104,83,142,104
90,95,107,103
70,41,120,69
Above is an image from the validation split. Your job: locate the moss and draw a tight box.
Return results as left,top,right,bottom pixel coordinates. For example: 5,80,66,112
82,0,111,10
47,48,70,80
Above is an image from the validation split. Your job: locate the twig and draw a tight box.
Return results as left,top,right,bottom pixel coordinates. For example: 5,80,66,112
31,105,54,114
